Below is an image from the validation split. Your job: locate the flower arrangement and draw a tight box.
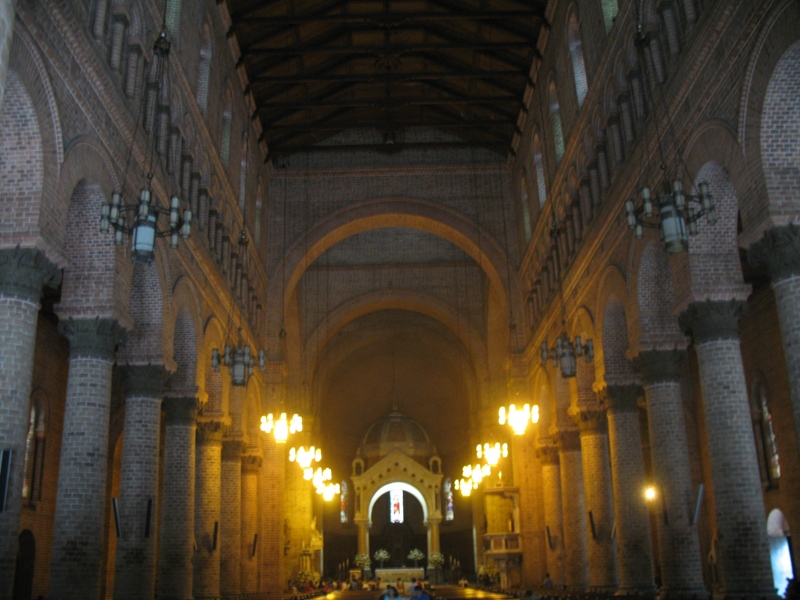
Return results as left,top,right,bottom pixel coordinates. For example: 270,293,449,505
373,548,390,563
354,553,371,568
429,552,445,567
408,548,425,566
295,570,315,587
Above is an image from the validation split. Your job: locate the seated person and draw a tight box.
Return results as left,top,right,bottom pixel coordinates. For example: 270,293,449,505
411,585,431,600
395,578,405,593
381,585,400,600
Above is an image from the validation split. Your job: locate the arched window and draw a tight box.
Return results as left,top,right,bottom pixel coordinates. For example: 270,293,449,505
239,135,248,211
255,182,264,247
22,395,47,504
220,89,233,168
549,81,565,163
568,14,589,107
601,0,619,33
520,172,532,243
533,133,548,208
196,23,212,116
165,0,181,38
751,379,780,485
340,481,348,523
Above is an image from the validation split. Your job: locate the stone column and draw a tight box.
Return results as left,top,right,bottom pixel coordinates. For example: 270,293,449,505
0,0,18,113
241,452,261,594
557,428,589,589
356,518,370,555
156,395,197,600
602,384,655,594
537,440,566,586
634,350,705,598
49,318,124,600
113,365,165,600
0,247,58,600
220,439,243,596
749,225,800,470
574,406,618,590
193,417,225,599
427,517,441,554
679,302,775,597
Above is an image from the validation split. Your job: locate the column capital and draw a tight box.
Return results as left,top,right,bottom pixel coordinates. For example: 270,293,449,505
599,384,644,414
196,418,226,444
633,349,686,385
222,439,244,461
536,441,560,465
0,246,61,302
556,428,581,452
679,300,748,344
58,317,126,360
571,405,608,434
162,396,198,425
242,452,262,472
121,364,166,398
748,224,800,282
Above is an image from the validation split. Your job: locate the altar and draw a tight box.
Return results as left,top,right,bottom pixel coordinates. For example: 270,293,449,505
375,567,424,584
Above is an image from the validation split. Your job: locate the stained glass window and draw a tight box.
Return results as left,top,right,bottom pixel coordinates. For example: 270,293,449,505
444,478,454,521
340,481,348,523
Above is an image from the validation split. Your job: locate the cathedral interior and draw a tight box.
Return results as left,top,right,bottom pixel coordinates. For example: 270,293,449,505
0,1,799,599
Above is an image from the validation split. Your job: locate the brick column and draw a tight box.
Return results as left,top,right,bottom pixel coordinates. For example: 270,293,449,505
749,225,800,470
49,317,124,600
113,365,165,600
634,350,705,598
0,0,18,113
241,452,262,594
537,441,566,586
602,384,655,594
574,407,618,590
156,395,197,600
259,436,285,594
194,417,225,599
260,360,286,593
220,439,243,595
680,302,775,597
557,428,589,589
0,247,58,600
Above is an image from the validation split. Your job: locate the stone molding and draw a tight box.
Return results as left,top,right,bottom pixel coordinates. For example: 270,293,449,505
536,442,560,465
556,428,581,452
58,317,125,360
121,364,166,398
679,300,748,344
222,439,244,461
242,453,263,471
633,350,686,385
600,384,644,414
196,418,226,444
748,225,800,282
162,396,198,426
0,246,61,302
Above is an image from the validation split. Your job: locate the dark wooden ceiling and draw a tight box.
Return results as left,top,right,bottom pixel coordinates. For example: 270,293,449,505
225,0,549,161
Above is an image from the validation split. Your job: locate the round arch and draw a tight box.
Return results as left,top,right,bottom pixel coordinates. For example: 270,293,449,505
368,481,429,525
264,197,525,356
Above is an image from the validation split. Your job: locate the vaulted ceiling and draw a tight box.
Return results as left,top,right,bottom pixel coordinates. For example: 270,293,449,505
225,0,549,160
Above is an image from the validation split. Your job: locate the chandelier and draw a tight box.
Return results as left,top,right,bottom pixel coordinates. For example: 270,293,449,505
476,442,508,466
260,412,303,444
625,180,716,253
499,403,540,435
99,27,192,263
541,331,594,379
623,23,717,254
212,335,265,387
289,445,322,479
